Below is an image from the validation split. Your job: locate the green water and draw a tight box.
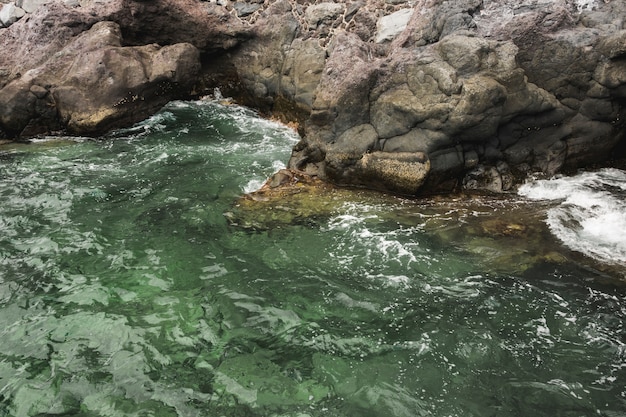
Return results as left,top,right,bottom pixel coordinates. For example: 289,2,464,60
0,100,625,417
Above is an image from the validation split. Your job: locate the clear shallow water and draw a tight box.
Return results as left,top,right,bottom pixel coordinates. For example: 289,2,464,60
0,100,624,417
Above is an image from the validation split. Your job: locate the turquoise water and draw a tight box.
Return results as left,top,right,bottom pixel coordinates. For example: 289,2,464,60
0,100,625,417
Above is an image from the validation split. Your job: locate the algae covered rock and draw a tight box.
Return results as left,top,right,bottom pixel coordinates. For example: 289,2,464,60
225,169,364,230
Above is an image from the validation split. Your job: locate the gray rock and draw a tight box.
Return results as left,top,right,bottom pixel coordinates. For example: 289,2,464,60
332,123,378,155
233,2,260,17
283,38,327,109
16,0,50,13
0,2,25,27
371,84,425,139
305,2,344,28
3,0,624,196
381,129,452,154
374,8,412,43
463,163,512,192
273,0,624,194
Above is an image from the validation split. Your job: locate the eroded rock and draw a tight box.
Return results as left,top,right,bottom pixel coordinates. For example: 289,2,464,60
0,0,249,137
2,0,625,196
0,20,200,136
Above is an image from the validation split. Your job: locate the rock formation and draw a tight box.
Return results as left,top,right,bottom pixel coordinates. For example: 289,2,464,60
0,0,249,137
1,0,625,194
226,0,626,194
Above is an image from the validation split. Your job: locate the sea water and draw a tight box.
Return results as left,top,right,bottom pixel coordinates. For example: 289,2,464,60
0,99,625,417
519,169,626,267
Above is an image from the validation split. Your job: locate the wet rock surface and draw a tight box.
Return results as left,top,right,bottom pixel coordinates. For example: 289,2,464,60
226,169,625,279
1,0,625,195
224,0,626,194
225,168,368,230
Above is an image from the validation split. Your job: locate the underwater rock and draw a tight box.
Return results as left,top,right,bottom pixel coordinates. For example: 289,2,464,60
226,171,607,277
225,169,355,230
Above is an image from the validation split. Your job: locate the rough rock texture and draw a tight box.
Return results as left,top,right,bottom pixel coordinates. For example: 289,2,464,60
1,20,200,136
2,0,625,195
224,0,626,194
0,0,250,137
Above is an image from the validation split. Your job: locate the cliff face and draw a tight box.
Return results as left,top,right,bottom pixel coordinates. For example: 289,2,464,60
225,0,626,194
1,0,625,194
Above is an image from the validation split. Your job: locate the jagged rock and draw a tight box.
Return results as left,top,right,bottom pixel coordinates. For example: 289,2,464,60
252,0,625,195
107,0,251,53
226,0,323,122
2,0,625,196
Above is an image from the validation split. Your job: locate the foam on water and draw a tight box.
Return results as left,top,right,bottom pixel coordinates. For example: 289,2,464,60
2,101,626,417
518,168,626,265
325,202,423,271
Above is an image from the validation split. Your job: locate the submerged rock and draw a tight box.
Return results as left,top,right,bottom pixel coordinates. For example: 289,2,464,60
225,169,363,230
226,168,621,278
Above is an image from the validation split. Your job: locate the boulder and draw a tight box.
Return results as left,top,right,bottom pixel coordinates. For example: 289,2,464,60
374,8,412,43
0,0,249,138
305,2,344,28
16,0,49,13
0,20,200,136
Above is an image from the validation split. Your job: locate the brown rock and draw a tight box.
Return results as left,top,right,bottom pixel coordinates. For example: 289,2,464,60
0,20,200,136
0,0,249,137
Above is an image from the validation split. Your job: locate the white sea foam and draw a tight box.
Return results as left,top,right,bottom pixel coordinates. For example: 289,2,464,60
518,169,626,265
325,202,423,275
243,178,264,194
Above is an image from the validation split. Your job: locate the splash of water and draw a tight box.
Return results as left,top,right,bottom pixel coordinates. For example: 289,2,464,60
518,168,626,265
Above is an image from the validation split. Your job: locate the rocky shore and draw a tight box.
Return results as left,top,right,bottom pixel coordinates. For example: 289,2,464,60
1,0,625,194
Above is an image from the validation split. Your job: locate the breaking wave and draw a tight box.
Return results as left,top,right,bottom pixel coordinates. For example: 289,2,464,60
518,168,626,266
